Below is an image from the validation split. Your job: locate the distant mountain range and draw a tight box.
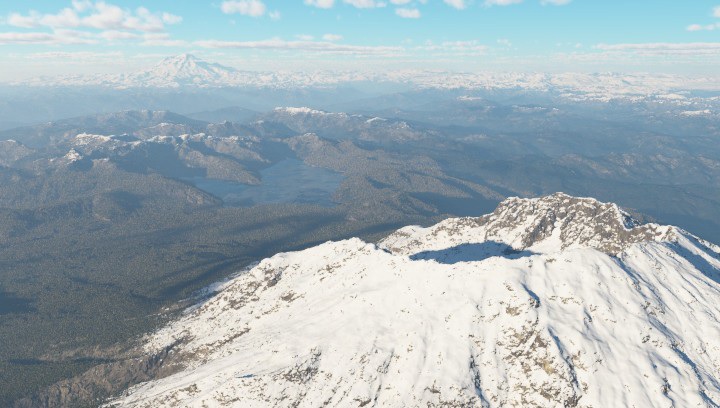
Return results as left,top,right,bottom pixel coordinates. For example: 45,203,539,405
10,54,720,102
105,193,720,407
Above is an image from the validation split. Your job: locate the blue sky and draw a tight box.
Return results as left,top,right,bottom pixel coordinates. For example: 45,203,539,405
1,0,719,79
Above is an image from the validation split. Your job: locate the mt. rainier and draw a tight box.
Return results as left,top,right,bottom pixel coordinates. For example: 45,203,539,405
131,54,243,88
107,193,720,407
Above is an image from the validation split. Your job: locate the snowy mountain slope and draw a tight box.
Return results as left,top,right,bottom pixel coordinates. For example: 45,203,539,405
264,107,426,142
134,54,240,87
39,131,265,185
106,193,720,407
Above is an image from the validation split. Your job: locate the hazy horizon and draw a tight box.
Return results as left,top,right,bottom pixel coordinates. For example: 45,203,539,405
1,0,720,81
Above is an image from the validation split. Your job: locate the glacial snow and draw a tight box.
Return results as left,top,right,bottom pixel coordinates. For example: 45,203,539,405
106,193,720,408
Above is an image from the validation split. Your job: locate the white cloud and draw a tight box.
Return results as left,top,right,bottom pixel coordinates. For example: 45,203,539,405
0,32,58,44
687,23,719,31
421,40,488,55
6,2,182,32
390,0,413,4
194,38,402,56
269,10,281,20
7,12,42,28
40,8,81,28
594,42,720,57
396,8,421,18
83,3,132,29
541,0,571,5
162,12,183,24
141,39,188,47
484,0,523,6
686,6,720,32
138,32,187,47
343,0,387,9
0,29,98,45
444,0,467,9
220,0,266,17
596,42,720,51
23,50,123,61
322,33,343,41
497,38,512,47
296,34,315,41
71,0,92,12
100,30,140,40
0,27,191,47
304,0,336,8
1,2,185,47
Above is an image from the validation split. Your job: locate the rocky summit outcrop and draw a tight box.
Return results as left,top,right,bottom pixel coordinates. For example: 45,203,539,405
382,192,676,257
98,193,720,407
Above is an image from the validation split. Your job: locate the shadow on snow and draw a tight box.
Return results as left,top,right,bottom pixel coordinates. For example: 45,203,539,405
409,241,536,264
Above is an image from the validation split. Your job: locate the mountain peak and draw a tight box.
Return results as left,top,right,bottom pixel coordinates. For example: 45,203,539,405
166,53,200,62
106,193,720,408
382,193,676,257
142,54,239,86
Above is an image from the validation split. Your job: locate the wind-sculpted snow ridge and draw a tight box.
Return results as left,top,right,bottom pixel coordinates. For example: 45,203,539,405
106,193,720,408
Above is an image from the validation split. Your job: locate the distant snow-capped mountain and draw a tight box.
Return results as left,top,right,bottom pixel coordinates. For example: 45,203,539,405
13,54,364,89
15,54,250,89
266,107,426,142
106,193,720,407
131,53,242,87
12,54,720,103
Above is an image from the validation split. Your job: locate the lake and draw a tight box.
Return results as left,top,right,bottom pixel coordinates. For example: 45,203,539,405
187,159,344,207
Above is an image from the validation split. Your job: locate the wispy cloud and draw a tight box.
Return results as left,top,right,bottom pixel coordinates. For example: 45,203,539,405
21,50,123,61
193,38,403,56
0,29,98,45
484,0,523,6
420,40,487,56
220,0,267,17
99,30,140,40
343,0,387,9
595,42,720,57
687,23,719,31
322,33,343,41
396,8,421,18
541,0,572,5
687,5,720,32
300,0,541,15
444,0,467,10
480,0,572,6
304,0,335,8
7,1,182,32
140,33,188,47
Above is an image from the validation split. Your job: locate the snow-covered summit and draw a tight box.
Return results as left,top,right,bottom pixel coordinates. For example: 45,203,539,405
383,193,676,257
272,107,336,116
139,54,240,86
12,54,720,103
106,193,720,408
